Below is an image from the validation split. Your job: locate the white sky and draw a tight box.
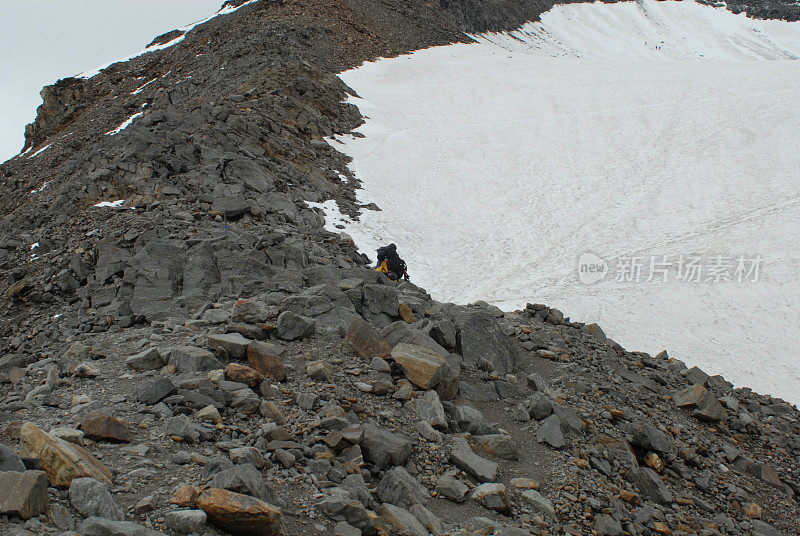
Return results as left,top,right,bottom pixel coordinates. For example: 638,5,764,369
0,0,222,163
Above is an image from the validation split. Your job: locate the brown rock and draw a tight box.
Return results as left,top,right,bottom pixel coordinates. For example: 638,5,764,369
342,317,391,359
390,343,449,390
225,363,264,390
398,303,415,323
673,384,725,421
195,488,280,536
78,412,132,443
246,342,286,382
644,452,664,473
19,422,112,487
0,470,49,519
171,485,202,507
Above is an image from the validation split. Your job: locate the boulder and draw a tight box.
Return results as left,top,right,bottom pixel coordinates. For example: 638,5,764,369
79,412,132,443
471,483,511,514
247,341,286,381
318,496,376,535
306,361,334,382
474,434,520,460
225,363,264,389
164,415,200,443
435,474,469,502
409,504,445,536
450,437,497,482
377,503,428,536
520,489,557,521
0,444,25,472
362,284,400,328
281,284,358,332
376,467,429,508
19,422,112,487
69,477,124,521
135,376,177,405
382,321,448,356
536,414,566,448
398,303,415,323
391,343,450,390
126,348,164,372
630,421,674,455
276,311,315,340
195,488,281,536
168,346,222,373
208,333,251,359
209,463,277,504
343,317,392,359
673,384,725,421
456,309,521,375
77,517,167,536
164,509,207,534
415,390,448,429
0,470,49,519
361,424,413,470
628,467,673,504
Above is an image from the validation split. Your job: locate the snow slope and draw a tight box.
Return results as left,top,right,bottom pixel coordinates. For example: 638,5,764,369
328,0,800,403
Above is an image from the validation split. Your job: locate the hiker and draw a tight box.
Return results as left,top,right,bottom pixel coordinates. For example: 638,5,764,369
375,243,409,281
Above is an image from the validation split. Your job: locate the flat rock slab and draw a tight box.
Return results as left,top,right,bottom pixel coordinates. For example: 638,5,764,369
208,333,251,359
19,422,112,487
343,316,392,359
247,341,286,381
391,343,449,390
79,412,132,443
0,470,49,519
449,437,497,482
196,488,281,536
78,516,168,536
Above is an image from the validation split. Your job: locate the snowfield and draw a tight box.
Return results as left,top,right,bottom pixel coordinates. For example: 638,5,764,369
328,0,800,403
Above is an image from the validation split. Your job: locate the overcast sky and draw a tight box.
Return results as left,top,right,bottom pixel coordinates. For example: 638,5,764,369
0,0,222,163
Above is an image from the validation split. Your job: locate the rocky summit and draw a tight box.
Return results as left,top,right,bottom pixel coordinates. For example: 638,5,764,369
1,1,800,535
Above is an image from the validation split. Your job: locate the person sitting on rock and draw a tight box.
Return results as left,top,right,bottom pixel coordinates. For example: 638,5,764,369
375,243,409,281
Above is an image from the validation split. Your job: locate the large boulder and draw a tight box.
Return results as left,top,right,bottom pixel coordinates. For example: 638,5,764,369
169,346,222,373
382,321,448,356
376,467,429,508
361,284,400,328
628,467,673,504
449,437,497,482
453,309,522,375
673,384,726,422
361,424,413,470
69,477,124,521
195,488,281,536
78,517,167,536
377,504,428,536
208,333,251,359
19,422,112,487
0,470,49,519
281,284,358,332
391,343,450,390
343,317,392,359
78,412,132,443
209,464,278,504
247,341,287,381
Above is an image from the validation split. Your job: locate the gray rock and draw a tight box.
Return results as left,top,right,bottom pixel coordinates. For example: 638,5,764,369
0,444,25,472
213,196,251,218
281,284,358,332
474,434,520,460
207,333,251,359
382,321,448,356
494,380,525,399
164,510,207,534
471,482,511,513
376,467,429,508
526,392,554,420
751,520,785,536
458,381,500,401
136,376,177,405
163,415,200,443
342,473,373,508
450,437,497,482
168,346,222,373
334,521,361,536
69,477,124,521
409,505,444,535
125,348,165,372
536,414,566,448
497,528,529,536
210,463,278,505
277,311,315,340
362,284,400,328
684,366,709,386
526,372,549,392
435,474,469,502
78,516,167,536
630,421,674,455
318,496,375,535
0,470,49,519
628,467,673,504
229,447,266,469
520,489,556,521
595,514,623,535
423,317,457,350
456,309,521,375
361,424,413,470
415,390,448,429
378,503,428,536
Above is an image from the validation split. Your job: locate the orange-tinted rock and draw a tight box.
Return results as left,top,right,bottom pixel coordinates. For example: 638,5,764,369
19,422,112,487
225,363,264,389
343,317,391,359
246,342,286,382
79,412,132,443
398,303,415,323
196,488,281,536
171,484,202,507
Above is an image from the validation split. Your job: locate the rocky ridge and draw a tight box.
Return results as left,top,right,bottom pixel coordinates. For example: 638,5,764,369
1,0,799,536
